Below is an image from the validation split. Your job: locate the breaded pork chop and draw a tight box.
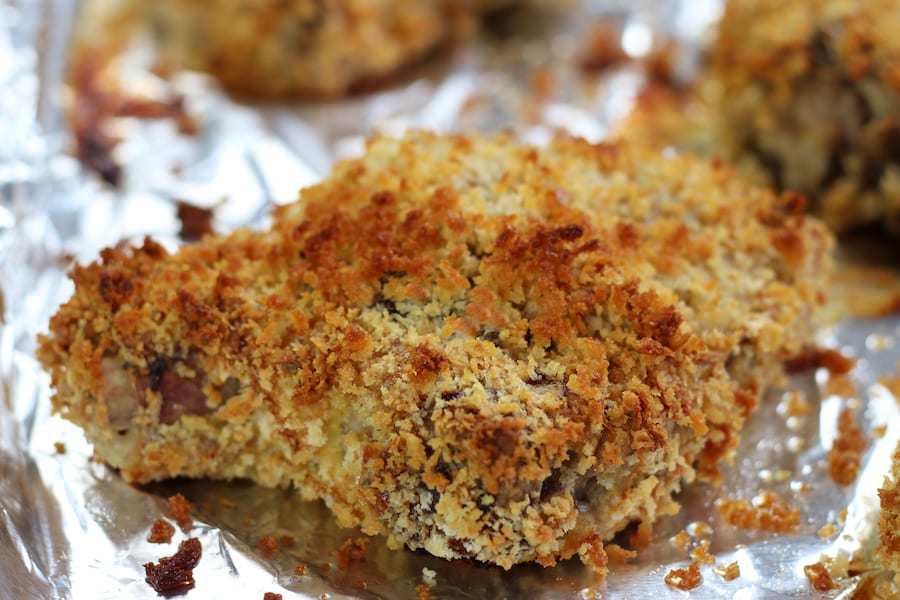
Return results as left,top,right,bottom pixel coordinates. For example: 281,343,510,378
38,132,831,574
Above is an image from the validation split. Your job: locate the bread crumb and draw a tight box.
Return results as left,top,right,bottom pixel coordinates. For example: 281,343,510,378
829,408,868,486
336,537,370,570
421,567,437,586
690,539,715,566
804,561,836,591
605,543,637,566
415,583,432,600
263,593,282,600
826,374,857,398
777,390,811,418
713,560,740,581
669,530,690,553
687,521,714,538
873,424,888,439
293,563,307,576
664,562,702,590
818,523,838,539
880,374,900,400
53,442,66,454
167,494,192,530
143,537,202,595
715,491,800,532
257,535,278,558
148,519,175,544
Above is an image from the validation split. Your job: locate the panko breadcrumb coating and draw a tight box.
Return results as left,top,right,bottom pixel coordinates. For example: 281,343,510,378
708,0,900,232
38,132,831,574
144,0,512,98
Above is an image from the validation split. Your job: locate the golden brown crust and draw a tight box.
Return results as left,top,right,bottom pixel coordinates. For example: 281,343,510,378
38,131,831,572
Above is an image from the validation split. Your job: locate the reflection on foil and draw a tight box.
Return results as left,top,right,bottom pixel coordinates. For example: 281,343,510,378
2,0,900,598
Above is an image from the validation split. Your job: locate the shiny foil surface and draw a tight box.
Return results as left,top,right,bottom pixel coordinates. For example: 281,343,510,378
2,0,900,598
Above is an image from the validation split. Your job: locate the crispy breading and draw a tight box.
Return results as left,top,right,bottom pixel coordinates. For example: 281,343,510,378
38,131,831,573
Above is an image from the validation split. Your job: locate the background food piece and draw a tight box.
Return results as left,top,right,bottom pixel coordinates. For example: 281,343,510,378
142,0,515,98
707,0,900,233
38,132,831,574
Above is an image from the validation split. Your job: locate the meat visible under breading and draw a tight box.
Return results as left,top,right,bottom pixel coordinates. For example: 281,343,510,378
38,131,831,574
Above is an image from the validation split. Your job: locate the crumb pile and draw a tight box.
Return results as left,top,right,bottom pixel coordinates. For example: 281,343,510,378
708,0,900,232
38,131,831,573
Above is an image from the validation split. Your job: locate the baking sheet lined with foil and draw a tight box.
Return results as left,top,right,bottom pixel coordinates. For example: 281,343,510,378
2,0,900,598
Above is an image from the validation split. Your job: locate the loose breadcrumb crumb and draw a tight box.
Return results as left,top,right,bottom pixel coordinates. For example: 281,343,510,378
829,408,868,486
713,560,740,581
605,543,637,566
669,530,690,553
687,521,714,538
167,493,192,530
415,583,432,600
715,491,800,532
818,523,839,539
421,567,437,586
257,535,278,558
804,562,837,591
336,537,370,570
665,562,702,590
263,593,282,600
148,519,175,544
690,539,715,566
777,390,812,418
293,563,307,576
53,441,66,454
143,537,202,595
874,424,888,439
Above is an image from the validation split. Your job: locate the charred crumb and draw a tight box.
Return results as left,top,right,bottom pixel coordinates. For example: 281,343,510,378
176,201,216,242
148,519,176,544
664,562,702,590
578,21,627,73
144,537,202,595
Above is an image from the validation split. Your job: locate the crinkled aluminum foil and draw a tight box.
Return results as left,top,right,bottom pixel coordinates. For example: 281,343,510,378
2,0,900,598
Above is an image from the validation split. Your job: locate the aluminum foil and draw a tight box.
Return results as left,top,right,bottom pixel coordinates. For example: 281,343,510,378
2,0,900,598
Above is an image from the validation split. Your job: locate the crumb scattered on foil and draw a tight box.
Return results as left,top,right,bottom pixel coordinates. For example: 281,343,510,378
664,562,702,591
713,561,740,581
143,537,202,595
829,407,868,486
148,519,175,544
715,492,800,532
167,493,193,530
